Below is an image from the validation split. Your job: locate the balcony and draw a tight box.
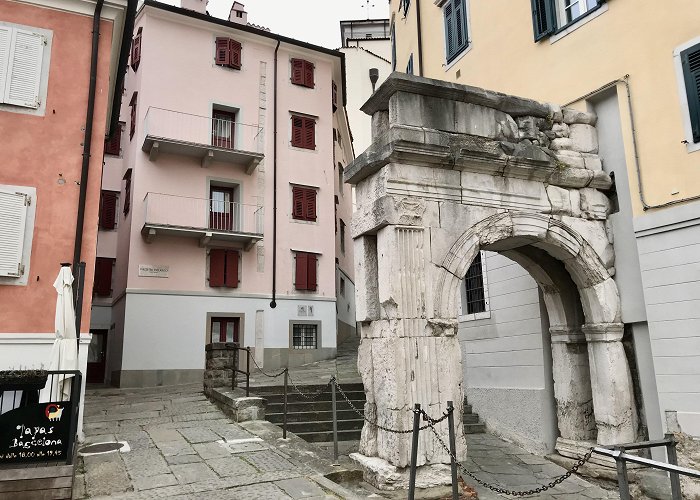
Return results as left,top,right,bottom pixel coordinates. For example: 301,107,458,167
142,192,264,249
142,107,264,173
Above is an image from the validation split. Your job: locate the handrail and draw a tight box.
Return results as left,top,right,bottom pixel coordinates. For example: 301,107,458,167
225,343,250,397
593,447,700,478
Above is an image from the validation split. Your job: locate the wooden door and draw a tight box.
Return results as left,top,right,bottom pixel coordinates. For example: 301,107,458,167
212,110,235,149
210,186,234,230
211,317,240,344
87,329,108,384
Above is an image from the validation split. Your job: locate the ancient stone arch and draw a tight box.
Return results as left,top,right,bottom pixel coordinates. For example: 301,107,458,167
345,73,638,490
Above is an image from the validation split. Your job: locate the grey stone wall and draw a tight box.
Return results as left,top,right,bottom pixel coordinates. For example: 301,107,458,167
204,343,237,395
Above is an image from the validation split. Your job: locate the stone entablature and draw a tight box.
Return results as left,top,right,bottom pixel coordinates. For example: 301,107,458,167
346,73,637,491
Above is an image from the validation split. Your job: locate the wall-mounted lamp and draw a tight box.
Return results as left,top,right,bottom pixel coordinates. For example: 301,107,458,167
57,173,66,185
369,68,379,93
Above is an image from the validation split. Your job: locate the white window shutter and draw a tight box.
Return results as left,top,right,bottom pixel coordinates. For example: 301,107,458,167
0,190,29,277
0,27,12,101
4,29,44,109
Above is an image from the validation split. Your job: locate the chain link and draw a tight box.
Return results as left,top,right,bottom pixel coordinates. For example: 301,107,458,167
333,378,451,434
287,374,334,400
248,355,287,379
422,413,593,497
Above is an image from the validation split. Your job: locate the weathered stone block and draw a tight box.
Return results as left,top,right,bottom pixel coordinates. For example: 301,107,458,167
562,107,597,125
371,110,389,138
559,216,614,269
552,122,569,138
550,137,574,151
547,185,572,215
581,153,603,172
569,124,599,154
454,101,518,140
554,150,585,169
355,236,380,322
579,188,610,220
579,278,621,324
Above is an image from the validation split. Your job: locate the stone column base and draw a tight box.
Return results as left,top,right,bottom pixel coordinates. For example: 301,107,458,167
556,437,640,469
350,453,453,497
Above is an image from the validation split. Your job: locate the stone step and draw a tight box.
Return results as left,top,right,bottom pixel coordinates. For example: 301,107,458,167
464,403,472,414
285,418,364,434
266,409,363,424
464,423,486,434
463,413,480,424
295,428,362,443
266,399,365,414
258,390,366,404
251,382,365,394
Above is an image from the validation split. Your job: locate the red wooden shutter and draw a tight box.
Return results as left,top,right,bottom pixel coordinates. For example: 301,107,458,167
306,189,316,221
292,187,304,219
304,60,315,88
291,116,304,147
229,39,242,69
131,28,142,71
104,125,122,156
307,253,317,291
215,37,230,66
100,191,117,230
295,252,308,290
332,81,338,112
210,249,226,287
303,118,315,149
225,250,239,288
129,92,138,140
94,258,113,297
291,58,304,85
123,169,132,215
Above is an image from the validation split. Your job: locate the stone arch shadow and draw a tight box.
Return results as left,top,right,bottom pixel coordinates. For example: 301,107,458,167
434,211,637,452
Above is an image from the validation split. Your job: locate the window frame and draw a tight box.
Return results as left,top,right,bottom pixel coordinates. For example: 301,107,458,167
290,58,315,88
209,248,240,289
676,38,700,151
131,27,142,72
291,185,317,222
290,322,319,350
459,251,491,322
104,121,124,157
0,186,34,285
294,251,318,291
99,190,119,230
214,36,242,70
290,114,316,150
93,257,115,297
339,219,346,254
443,0,470,64
122,169,132,216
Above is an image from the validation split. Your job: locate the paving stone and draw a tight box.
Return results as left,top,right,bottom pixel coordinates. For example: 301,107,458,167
148,428,182,442
166,453,204,465
172,412,223,422
133,473,178,491
514,453,551,465
275,477,327,498
207,456,257,477
170,462,218,484
222,482,292,499
83,453,132,497
193,441,231,459
156,439,196,457
122,449,170,478
225,440,269,454
208,423,255,441
178,427,222,443
242,450,298,472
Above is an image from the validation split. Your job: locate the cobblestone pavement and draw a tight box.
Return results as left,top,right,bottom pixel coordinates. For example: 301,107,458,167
463,434,619,499
75,384,346,499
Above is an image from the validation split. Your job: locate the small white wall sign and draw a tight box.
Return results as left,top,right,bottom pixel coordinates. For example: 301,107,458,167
138,264,169,278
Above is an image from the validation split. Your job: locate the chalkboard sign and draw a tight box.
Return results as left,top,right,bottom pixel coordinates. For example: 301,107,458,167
0,402,73,463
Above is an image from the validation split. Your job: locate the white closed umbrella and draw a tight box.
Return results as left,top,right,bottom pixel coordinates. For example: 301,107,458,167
40,266,79,402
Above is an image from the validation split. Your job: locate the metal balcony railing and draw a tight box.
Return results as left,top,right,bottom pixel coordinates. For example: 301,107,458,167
143,193,264,244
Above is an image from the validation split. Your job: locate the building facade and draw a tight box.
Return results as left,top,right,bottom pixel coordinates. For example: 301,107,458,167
90,0,354,387
0,0,131,405
388,0,700,454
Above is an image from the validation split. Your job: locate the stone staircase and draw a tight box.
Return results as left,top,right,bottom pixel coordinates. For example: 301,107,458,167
253,382,366,442
463,397,486,434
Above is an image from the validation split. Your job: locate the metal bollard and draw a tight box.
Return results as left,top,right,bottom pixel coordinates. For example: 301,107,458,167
447,401,459,500
613,448,631,500
283,369,288,440
331,377,339,465
408,403,421,500
665,434,682,500
245,347,250,397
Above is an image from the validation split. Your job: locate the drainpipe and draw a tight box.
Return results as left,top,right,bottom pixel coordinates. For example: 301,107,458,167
415,0,423,76
270,39,281,309
73,0,104,337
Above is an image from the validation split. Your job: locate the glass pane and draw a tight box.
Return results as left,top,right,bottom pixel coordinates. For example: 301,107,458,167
212,321,221,343
88,334,104,362
211,190,231,213
226,323,235,343
585,0,598,9
564,0,582,22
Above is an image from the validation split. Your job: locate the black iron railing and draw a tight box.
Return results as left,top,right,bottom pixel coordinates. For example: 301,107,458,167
226,343,250,397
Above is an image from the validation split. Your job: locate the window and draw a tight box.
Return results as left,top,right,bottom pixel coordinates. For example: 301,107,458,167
292,323,317,349
99,191,118,230
212,109,236,149
210,186,237,231
531,0,601,41
406,54,414,75
131,27,142,71
338,165,344,194
0,189,29,278
339,276,345,297
209,248,239,288
215,37,242,69
399,0,411,16
129,91,137,140
93,257,114,297
104,122,123,156
123,169,132,216
444,0,469,63
0,26,46,109
292,186,317,221
681,42,700,144
291,115,316,149
332,81,338,112
464,252,488,315
339,220,346,254
291,58,314,88
294,252,317,291
211,317,239,343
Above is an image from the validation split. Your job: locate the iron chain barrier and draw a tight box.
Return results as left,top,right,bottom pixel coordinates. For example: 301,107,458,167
422,409,594,497
249,356,287,378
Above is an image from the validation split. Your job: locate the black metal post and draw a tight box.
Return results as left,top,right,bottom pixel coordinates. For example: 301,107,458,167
408,403,421,500
283,368,288,440
613,448,631,500
245,347,250,397
66,371,82,465
447,401,459,500
74,262,86,352
331,377,339,464
665,434,682,500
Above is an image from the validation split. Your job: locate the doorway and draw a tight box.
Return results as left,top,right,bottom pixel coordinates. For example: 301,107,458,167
87,329,108,383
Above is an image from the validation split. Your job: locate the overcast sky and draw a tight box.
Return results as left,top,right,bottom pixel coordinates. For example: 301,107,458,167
162,0,391,49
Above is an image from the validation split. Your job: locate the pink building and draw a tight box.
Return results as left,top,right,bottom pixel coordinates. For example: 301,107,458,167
90,0,355,387
0,0,132,384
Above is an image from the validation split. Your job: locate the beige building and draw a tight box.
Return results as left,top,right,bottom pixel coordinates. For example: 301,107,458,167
388,0,700,453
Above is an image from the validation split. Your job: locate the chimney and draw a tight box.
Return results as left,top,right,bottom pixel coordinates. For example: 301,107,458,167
181,0,208,14
228,2,248,24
